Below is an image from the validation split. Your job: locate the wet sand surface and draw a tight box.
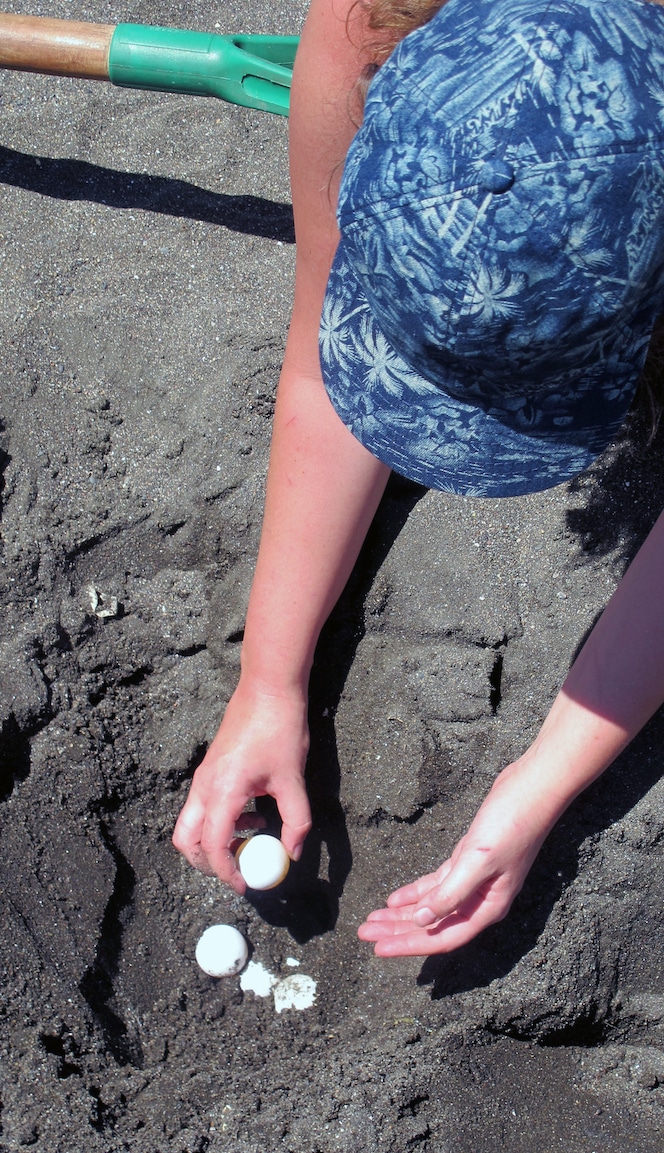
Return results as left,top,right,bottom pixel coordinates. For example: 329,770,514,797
1,2,664,1149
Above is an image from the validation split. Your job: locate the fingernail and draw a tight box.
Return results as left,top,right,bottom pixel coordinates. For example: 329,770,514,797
290,843,303,863
413,907,437,927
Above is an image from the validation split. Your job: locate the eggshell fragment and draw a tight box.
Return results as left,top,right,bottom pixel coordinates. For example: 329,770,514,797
236,834,290,891
239,960,278,998
195,924,248,977
273,973,317,1014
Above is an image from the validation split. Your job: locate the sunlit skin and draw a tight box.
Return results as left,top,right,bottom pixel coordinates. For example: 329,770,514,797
174,0,664,956
173,0,390,895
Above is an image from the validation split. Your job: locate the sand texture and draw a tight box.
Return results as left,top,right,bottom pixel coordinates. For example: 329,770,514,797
1,1,664,1149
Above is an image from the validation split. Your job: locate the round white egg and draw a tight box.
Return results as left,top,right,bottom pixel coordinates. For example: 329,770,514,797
237,835,290,891
195,924,248,977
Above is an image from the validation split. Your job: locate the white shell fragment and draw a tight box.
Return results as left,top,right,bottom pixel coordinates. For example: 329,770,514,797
195,924,248,977
239,961,317,1013
237,835,290,891
273,974,317,1014
239,960,278,998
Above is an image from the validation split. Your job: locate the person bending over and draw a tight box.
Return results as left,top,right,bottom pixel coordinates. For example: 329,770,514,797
173,0,664,957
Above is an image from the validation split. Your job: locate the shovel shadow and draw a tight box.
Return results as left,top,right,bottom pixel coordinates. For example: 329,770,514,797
0,145,295,241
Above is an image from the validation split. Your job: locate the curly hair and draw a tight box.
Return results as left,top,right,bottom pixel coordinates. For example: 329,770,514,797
362,0,448,63
348,0,447,104
361,0,664,65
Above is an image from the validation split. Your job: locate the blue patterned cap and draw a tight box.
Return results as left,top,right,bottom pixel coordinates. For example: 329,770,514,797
319,0,664,496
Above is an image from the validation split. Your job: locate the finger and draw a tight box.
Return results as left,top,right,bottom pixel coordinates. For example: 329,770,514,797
358,902,424,936
197,798,250,890
183,849,217,877
386,862,452,909
361,905,418,924
275,783,312,862
200,829,246,892
172,794,208,868
410,855,497,927
173,808,219,879
361,891,501,957
374,919,474,956
360,909,467,950
372,913,496,956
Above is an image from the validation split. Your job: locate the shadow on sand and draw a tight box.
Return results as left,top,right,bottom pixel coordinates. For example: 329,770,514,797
0,145,295,241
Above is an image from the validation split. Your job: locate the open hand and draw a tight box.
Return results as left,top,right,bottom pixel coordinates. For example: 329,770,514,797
358,760,558,956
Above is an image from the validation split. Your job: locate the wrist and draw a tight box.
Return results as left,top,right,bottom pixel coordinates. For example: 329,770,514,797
491,754,573,836
238,596,318,700
520,689,630,814
236,650,311,706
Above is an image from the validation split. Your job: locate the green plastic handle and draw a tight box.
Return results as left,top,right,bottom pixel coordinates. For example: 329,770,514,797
108,24,298,116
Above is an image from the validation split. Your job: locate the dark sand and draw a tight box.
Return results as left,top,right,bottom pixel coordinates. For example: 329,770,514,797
1,2,664,1149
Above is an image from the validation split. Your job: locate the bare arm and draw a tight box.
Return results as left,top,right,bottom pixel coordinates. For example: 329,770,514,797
250,0,389,691
172,0,391,888
359,506,664,954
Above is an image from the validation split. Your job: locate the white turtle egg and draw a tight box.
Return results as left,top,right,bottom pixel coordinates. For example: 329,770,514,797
237,834,290,891
195,924,248,977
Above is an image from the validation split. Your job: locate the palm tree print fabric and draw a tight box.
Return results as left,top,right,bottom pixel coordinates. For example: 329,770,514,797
319,0,664,496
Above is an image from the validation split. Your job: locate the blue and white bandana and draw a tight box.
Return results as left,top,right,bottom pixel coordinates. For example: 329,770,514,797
319,0,664,497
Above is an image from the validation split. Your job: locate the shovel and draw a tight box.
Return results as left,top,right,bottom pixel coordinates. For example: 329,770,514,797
0,13,297,115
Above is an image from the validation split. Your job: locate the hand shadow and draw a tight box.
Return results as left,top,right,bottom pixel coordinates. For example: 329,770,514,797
244,475,427,944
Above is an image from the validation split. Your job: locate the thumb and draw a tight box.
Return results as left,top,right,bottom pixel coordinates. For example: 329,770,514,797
412,855,491,927
276,781,312,862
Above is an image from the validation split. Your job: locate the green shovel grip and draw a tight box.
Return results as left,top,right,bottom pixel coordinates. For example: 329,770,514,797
108,24,298,116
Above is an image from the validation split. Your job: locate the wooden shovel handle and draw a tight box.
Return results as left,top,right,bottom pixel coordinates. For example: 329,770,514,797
0,14,114,80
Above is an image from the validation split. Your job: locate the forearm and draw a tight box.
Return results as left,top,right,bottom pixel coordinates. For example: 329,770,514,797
239,0,390,696
510,506,664,827
241,368,390,695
